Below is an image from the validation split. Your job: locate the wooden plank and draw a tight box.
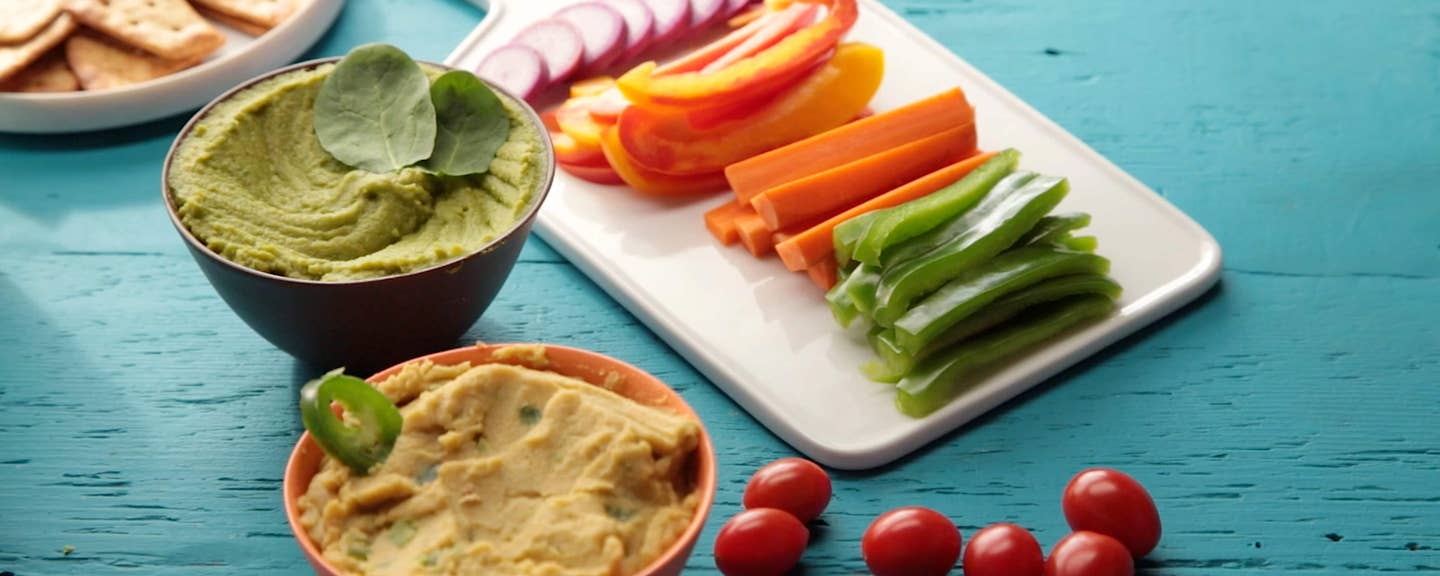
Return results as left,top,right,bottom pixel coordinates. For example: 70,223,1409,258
0,0,1437,573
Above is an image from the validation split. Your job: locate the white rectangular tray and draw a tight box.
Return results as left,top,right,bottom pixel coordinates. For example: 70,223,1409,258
447,0,1221,470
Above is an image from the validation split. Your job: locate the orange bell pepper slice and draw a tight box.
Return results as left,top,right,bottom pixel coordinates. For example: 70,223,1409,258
570,76,616,98
600,127,729,196
552,131,606,166
615,42,884,176
555,100,610,147
617,0,858,110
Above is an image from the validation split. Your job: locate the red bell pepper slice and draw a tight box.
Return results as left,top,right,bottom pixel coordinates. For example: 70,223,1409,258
600,126,729,195
615,42,884,176
560,160,626,185
552,131,607,167
618,0,858,110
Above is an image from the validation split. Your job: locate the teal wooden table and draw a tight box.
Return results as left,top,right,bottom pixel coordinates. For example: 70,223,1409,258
2,1,1437,573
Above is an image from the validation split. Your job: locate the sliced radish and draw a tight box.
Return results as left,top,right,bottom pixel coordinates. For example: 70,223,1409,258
513,19,586,84
724,0,755,18
690,0,727,30
555,2,629,75
475,44,550,101
604,0,656,61
643,0,692,46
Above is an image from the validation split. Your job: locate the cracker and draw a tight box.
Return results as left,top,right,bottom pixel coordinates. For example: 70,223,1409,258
196,5,270,37
0,48,79,92
63,0,225,61
0,0,62,44
190,0,298,29
0,12,74,82
65,31,200,90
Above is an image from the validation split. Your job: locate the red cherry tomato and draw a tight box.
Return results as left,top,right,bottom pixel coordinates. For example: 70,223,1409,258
743,458,833,523
861,507,961,576
1061,468,1162,557
1044,531,1134,576
714,508,809,576
963,522,1044,576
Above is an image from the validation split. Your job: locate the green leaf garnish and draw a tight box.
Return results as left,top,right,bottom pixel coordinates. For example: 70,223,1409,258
422,70,512,176
314,43,437,173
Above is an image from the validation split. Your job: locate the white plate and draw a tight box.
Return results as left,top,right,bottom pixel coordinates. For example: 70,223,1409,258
447,0,1222,470
0,0,343,134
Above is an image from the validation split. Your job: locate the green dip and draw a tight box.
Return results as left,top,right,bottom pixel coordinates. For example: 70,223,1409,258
169,63,546,282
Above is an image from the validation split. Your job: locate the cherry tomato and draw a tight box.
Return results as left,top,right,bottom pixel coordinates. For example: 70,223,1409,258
743,458,833,523
861,507,961,576
1044,531,1134,576
963,523,1043,576
1061,468,1162,557
714,508,809,576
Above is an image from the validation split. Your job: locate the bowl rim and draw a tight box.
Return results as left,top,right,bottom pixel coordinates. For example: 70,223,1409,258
160,55,557,287
282,342,718,575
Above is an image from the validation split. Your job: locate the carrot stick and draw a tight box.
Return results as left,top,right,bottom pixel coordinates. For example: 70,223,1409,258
751,122,977,230
704,200,747,245
775,151,996,271
735,209,775,256
725,88,975,203
806,258,839,290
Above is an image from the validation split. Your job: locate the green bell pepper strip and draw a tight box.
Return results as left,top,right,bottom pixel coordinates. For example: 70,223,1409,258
872,174,1070,325
826,270,863,327
893,245,1111,353
833,211,880,268
842,263,883,317
1018,212,1091,246
827,262,883,326
895,294,1116,417
1055,235,1098,252
876,170,1038,270
300,369,404,474
862,273,1122,383
851,149,1022,266
861,327,910,383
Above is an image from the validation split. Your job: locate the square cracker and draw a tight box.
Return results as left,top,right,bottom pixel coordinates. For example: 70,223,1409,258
65,30,200,90
190,0,298,29
0,0,63,43
196,5,271,37
64,0,225,61
0,48,79,92
0,12,75,83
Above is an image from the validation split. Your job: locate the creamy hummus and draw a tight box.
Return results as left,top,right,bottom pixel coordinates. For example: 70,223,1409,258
169,64,546,282
297,354,701,576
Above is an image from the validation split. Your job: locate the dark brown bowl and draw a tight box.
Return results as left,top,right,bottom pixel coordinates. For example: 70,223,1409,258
161,58,555,371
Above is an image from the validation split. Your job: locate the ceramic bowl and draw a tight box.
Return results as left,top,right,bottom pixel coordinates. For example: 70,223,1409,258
282,343,717,576
161,58,554,371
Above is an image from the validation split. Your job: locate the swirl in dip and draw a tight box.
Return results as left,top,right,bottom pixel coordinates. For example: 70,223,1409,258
167,63,545,282
297,347,701,576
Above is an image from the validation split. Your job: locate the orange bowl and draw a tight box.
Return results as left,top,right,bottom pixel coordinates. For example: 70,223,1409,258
282,343,717,576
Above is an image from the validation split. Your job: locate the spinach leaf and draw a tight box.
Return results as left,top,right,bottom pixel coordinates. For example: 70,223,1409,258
314,43,436,173
422,70,512,176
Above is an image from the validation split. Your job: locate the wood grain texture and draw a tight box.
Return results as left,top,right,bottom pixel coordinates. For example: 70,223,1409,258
1,0,1437,574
